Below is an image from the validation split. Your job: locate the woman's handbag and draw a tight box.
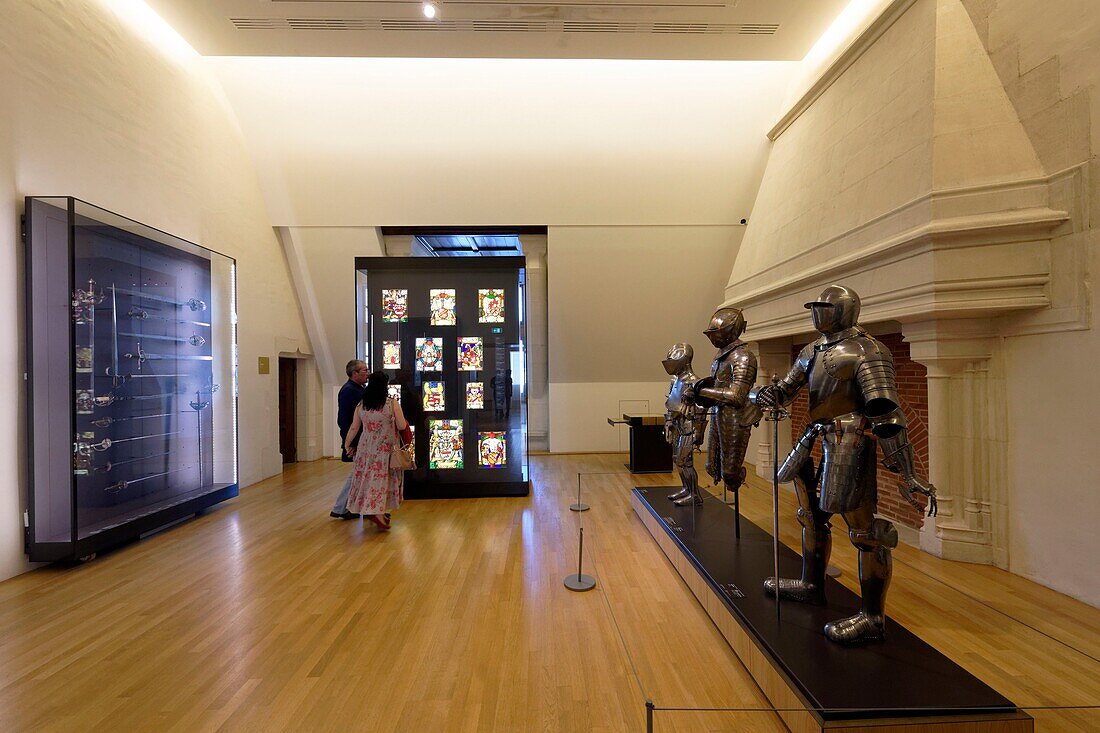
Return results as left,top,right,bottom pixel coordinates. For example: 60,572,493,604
390,441,415,470
389,405,416,470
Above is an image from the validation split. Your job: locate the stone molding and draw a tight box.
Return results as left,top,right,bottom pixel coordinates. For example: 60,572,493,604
726,168,1086,341
768,0,921,142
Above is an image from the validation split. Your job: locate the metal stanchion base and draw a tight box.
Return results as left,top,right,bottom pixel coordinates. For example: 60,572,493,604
826,565,842,578
564,573,597,592
569,503,590,512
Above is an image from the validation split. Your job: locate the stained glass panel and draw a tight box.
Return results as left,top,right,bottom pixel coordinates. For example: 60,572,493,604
429,419,463,469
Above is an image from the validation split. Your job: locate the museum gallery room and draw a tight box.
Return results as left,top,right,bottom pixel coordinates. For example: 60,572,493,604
2,0,1099,731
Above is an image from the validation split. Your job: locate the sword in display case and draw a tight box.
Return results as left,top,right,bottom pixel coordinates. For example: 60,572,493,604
123,344,213,364
118,331,206,346
124,306,211,328
111,287,206,312
93,451,172,474
107,430,181,445
92,412,176,427
104,466,192,494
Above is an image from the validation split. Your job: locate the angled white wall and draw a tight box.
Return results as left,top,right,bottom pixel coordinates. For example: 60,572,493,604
0,0,312,582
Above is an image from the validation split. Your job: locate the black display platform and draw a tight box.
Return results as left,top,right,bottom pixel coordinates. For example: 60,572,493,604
632,487,1030,731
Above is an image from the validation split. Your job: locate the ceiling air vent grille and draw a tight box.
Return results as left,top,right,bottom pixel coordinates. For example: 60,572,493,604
229,17,289,30
229,18,780,36
738,23,780,35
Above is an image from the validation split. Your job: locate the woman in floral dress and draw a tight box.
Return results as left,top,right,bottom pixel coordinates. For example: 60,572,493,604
344,371,409,529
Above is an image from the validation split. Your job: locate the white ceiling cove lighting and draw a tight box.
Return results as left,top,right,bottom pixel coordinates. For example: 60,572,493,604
103,0,198,60
422,1,440,19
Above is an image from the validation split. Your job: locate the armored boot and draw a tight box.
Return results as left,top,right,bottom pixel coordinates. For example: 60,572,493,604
667,487,691,501
764,509,830,605
673,465,704,506
824,517,896,643
673,488,704,506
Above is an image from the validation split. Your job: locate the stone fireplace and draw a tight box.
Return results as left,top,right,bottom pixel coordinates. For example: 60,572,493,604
728,0,1091,572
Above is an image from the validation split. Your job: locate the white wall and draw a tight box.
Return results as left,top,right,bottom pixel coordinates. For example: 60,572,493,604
961,0,1100,606
207,57,793,453
207,57,797,228
0,1,311,581
548,225,742,453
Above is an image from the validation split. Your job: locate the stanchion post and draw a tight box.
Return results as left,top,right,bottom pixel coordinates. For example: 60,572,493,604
646,700,655,733
569,472,590,512
563,526,596,592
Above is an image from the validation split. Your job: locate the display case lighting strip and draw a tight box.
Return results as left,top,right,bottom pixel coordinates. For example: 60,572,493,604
231,262,239,484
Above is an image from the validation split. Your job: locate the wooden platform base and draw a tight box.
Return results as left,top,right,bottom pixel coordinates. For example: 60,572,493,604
631,487,1033,733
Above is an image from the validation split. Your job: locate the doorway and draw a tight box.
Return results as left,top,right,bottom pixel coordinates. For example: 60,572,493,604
278,357,298,463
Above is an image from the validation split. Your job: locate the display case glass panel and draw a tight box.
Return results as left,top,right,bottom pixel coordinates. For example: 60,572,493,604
24,197,238,561
356,256,528,497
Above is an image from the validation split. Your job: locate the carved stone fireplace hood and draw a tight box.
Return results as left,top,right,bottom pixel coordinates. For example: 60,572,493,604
724,0,1090,568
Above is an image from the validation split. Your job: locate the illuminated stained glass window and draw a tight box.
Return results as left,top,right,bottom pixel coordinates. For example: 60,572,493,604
383,340,401,369
478,432,506,468
478,289,504,323
387,383,401,404
429,289,457,326
415,337,443,372
457,337,483,371
423,381,445,412
429,419,463,469
465,382,484,410
381,289,408,322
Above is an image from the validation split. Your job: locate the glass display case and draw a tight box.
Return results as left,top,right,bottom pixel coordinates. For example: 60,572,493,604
24,197,238,562
356,257,528,498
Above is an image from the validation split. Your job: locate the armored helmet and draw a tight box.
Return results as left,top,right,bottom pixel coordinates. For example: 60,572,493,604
662,343,694,376
804,285,861,335
703,307,746,348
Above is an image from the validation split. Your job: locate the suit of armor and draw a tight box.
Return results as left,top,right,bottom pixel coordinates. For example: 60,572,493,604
751,285,936,644
662,344,709,506
693,308,762,530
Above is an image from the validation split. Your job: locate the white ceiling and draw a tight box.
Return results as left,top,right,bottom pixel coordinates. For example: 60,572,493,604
147,0,849,59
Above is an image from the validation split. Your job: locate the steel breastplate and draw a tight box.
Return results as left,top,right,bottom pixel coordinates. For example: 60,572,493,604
807,344,865,422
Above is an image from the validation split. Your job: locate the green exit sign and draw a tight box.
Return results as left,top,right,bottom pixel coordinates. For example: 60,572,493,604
491,327,503,334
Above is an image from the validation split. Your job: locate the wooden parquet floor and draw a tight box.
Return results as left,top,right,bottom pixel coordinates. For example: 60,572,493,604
0,454,1096,732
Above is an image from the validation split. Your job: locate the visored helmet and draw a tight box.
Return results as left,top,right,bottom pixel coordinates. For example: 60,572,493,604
804,285,861,334
662,343,694,376
703,307,746,349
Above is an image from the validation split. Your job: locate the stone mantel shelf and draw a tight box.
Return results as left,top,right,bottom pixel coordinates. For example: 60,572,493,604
723,164,1089,342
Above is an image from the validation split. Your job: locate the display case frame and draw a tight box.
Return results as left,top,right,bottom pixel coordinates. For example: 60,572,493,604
355,256,529,498
23,197,239,562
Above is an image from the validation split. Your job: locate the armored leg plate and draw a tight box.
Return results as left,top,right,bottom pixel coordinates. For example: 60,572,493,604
763,577,826,605
824,612,886,644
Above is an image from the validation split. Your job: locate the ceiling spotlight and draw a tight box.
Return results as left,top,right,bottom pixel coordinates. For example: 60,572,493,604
422,0,440,18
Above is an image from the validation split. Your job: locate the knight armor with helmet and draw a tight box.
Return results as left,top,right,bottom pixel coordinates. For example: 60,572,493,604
751,285,937,644
662,344,709,506
691,307,762,531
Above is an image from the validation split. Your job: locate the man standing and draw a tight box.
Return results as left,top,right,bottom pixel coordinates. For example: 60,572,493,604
330,359,368,518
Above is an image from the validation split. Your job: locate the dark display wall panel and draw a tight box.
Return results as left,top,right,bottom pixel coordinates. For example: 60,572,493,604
356,257,529,498
24,197,239,562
